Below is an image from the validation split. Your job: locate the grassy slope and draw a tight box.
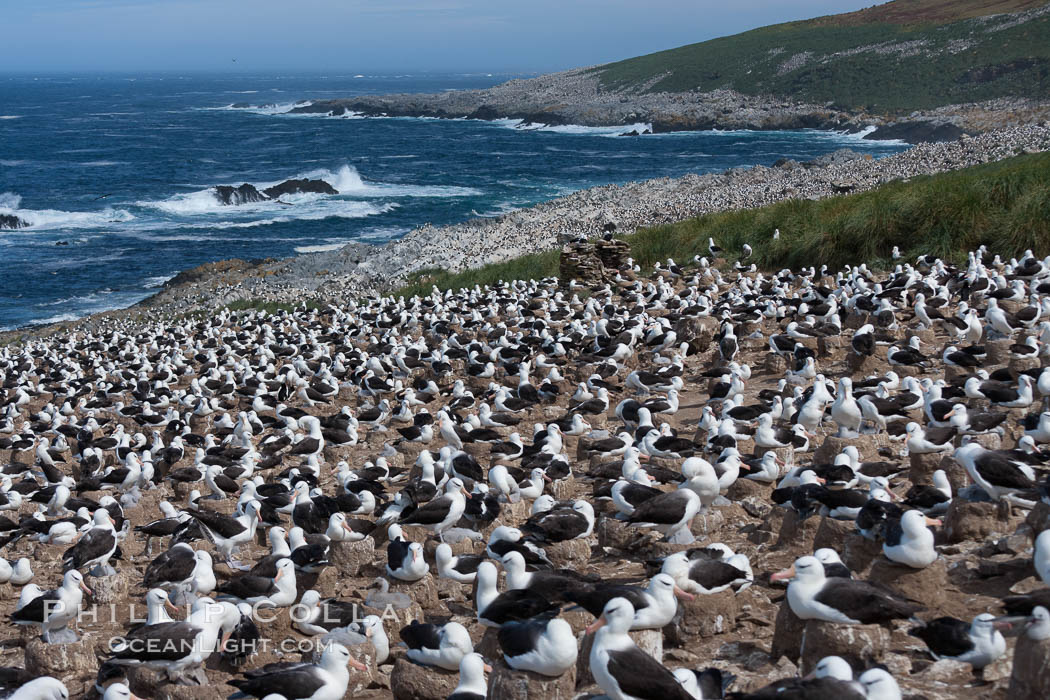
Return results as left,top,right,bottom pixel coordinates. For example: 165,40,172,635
384,151,1050,299
594,0,1050,112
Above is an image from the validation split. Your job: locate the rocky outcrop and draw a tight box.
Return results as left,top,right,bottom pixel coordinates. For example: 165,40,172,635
0,214,29,229
262,178,338,198
558,238,631,286
214,184,268,206
213,178,338,206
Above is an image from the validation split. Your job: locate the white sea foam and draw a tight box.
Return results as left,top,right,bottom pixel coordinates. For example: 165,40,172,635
0,160,28,166
143,274,176,288
0,191,134,230
497,119,653,137
294,243,346,254
139,184,396,224
299,165,481,198
211,101,319,116
0,115,21,120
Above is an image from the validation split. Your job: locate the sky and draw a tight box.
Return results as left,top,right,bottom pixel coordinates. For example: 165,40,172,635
2,0,881,73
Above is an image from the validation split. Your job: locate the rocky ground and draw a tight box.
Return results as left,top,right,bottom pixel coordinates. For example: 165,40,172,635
283,68,1050,145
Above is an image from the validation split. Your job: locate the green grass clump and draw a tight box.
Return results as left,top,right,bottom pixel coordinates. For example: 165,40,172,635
389,152,1050,299
624,152,1050,271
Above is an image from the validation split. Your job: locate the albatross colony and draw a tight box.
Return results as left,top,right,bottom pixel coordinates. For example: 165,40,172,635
3,242,1050,699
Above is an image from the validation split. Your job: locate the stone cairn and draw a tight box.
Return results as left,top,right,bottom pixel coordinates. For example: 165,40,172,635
559,237,631,286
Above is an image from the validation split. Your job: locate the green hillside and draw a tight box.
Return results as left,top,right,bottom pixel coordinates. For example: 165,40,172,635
594,0,1050,112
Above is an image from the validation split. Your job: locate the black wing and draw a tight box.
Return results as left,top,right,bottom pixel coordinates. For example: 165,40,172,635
228,664,326,700
815,579,922,624
400,494,453,525
11,591,60,623
909,616,973,658
217,574,276,599
143,544,195,587
605,646,696,700
566,584,649,617
400,621,440,650
498,615,554,658
185,509,246,538
110,622,203,662
628,491,688,525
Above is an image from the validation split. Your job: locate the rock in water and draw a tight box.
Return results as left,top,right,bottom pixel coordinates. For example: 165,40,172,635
0,214,29,229
213,184,269,205
263,178,339,198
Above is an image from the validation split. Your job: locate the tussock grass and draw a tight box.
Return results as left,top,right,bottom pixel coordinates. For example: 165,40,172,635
623,152,1050,271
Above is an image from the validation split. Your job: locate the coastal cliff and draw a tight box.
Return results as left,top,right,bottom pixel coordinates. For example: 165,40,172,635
280,1,1050,143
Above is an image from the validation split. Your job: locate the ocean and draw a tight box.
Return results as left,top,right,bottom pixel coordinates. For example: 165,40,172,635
0,73,908,330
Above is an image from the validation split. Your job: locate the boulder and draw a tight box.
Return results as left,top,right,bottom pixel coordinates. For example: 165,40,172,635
127,670,230,700
597,517,643,551
386,574,441,613
985,340,1013,366
1009,633,1050,697
25,635,101,677
799,620,891,674
544,538,591,569
866,556,949,610
489,658,577,699
912,658,975,688
726,477,772,502
673,317,714,355
88,572,130,605
667,589,738,641
840,531,884,577
550,475,576,501
812,516,855,552
817,335,845,357
846,352,880,376
330,537,377,577
774,509,819,551
812,434,888,463
390,657,459,700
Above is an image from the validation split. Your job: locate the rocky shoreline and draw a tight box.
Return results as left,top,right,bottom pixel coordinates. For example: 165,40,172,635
3,123,1048,342
277,68,1049,145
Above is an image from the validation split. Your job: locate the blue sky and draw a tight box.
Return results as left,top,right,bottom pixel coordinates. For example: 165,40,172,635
3,1,880,73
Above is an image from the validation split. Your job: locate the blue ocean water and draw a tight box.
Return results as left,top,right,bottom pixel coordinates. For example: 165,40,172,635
0,73,907,330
